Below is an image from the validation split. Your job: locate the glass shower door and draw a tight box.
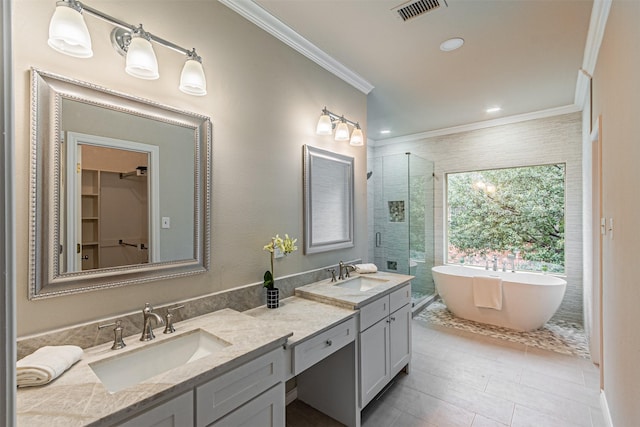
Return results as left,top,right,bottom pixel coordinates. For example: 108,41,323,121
372,153,435,307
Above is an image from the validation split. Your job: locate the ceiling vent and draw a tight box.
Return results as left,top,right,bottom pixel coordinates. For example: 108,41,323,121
392,0,448,22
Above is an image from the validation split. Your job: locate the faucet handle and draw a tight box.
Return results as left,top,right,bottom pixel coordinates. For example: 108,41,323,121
98,320,126,350
163,305,185,334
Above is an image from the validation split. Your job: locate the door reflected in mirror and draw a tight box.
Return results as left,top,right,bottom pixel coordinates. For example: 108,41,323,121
64,142,153,272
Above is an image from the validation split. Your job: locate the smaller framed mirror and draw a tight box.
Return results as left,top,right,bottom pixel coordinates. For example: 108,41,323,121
303,145,354,254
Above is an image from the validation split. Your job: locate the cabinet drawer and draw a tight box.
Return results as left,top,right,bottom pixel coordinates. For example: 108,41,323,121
196,348,284,427
360,296,389,331
390,284,411,313
292,317,357,375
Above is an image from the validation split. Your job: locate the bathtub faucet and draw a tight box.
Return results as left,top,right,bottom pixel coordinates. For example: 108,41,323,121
492,255,498,271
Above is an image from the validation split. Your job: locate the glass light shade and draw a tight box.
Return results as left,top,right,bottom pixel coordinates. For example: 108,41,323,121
334,121,350,141
48,5,93,58
316,113,333,135
349,127,364,146
125,36,159,80
179,59,207,96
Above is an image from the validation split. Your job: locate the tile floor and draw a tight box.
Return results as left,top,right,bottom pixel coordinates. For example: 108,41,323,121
287,318,605,427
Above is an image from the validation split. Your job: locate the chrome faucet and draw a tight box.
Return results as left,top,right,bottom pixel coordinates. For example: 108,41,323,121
338,261,357,280
140,303,164,341
492,255,498,271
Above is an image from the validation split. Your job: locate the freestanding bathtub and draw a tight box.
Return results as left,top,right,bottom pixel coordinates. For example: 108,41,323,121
432,265,567,331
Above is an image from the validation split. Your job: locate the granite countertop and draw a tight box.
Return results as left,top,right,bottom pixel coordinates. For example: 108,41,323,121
294,271,414,309
16,308,292,427
245,296,357,346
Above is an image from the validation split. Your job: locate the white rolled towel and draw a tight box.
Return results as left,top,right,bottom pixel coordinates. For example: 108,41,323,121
17,345,83,387
355,263,378,274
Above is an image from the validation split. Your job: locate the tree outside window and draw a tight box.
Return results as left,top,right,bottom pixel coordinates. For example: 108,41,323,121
447,164,565,273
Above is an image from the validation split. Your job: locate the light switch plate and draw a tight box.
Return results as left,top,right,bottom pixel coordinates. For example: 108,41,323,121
162,217,171,229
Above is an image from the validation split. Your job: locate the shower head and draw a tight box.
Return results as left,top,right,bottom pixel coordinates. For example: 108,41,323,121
367,171,373,180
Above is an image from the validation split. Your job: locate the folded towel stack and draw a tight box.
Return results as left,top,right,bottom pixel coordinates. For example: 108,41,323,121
472,276,503,310
17,345,83,387
354,263,378,274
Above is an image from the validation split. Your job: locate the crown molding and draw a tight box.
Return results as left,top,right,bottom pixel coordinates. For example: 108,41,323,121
574,0,612,108
218,0,374,95
371,104,581,146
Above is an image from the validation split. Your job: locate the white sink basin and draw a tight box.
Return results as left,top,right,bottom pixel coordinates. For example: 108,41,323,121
89,329,230,393
335,276,389,292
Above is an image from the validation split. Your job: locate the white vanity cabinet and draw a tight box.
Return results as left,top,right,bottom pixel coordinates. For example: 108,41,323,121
359,283,411,408
116,348,285,427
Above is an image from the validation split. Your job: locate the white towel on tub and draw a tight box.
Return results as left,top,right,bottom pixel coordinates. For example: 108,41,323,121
473,276,503,310
17,345,83,387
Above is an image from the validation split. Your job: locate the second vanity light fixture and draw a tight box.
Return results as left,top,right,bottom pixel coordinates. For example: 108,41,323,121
47,0,207,96
316,107,364,146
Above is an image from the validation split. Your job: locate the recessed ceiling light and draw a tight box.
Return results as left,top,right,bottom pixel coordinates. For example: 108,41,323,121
380,129,391,134
440,37,464,52
486,107,502,113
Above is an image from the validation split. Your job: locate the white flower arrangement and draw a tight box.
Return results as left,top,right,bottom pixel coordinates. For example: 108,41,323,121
263,234,297,289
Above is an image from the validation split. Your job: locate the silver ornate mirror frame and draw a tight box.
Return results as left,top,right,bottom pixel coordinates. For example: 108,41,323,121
303,145,354,254
29,68,212,299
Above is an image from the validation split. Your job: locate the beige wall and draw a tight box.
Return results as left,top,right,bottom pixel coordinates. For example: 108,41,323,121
592,0,640,424
370,113,583,324
14,0,367,336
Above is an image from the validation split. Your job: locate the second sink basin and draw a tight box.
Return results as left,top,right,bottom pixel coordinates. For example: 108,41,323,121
334,276,389,292
89,329,231,393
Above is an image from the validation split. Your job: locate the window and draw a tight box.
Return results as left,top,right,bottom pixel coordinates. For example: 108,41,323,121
447,164,565,273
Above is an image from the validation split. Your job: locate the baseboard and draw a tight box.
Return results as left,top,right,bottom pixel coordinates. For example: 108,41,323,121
600,390,614,427
285,387,298,406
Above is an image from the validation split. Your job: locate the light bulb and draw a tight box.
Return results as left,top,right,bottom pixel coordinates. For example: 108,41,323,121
350,126,364,146
125,32,159,80
334,121,350,141
48,2,93,58
179,57,207,96
316,113,333,135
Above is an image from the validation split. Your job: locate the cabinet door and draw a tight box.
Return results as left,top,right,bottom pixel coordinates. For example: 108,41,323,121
359,317,390,408
211,383,284,427
389,303,411,377
118,391,193,427
196,348,283,427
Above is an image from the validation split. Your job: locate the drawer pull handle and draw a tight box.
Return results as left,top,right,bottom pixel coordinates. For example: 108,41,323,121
326,339,333,346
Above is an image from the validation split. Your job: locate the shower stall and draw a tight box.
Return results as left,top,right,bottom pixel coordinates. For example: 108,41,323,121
370,152,435,309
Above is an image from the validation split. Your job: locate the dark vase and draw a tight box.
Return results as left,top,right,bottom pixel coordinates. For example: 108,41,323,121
266,287,280,309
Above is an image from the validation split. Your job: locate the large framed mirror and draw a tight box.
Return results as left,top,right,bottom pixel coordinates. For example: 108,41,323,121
29,68,212,299
303,145,354,254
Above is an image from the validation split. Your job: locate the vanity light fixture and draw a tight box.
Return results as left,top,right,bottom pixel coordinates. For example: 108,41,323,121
315,107,365,146
47,0,207,96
